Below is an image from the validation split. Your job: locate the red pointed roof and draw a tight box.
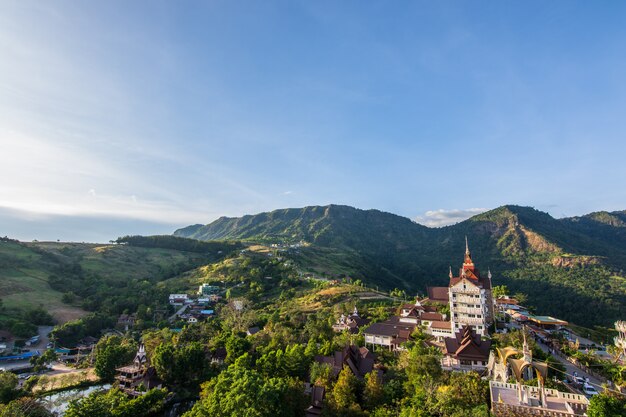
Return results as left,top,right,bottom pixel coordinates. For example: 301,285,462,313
447,238,491,289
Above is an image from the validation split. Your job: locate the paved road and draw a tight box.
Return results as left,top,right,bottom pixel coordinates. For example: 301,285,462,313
535,338,604,389
168,304,188,322
0,326,54,372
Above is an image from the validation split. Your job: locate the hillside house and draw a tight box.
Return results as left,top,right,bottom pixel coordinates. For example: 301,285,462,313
363,316,417,351
169,294,189,305
115,344,162,397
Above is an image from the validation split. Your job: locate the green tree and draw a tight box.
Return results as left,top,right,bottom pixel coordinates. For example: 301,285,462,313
432,372,488,417
30,349,58,373
184,365,306,417
363,371,384,411
328,368,362,415
309,362,334,389
225,335,251,363
587,391,626,417
0,398,53,417
512,292,528,305
94,336,137,381
0,371,19,403
64,387,167,417
405,348,442,392
492,285,509,298
152,341,211,388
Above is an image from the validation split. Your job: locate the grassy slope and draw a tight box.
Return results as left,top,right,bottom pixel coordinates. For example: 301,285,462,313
0,241,207,326
0,241,85,323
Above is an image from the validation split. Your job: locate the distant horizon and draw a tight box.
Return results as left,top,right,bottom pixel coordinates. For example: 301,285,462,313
2,201,623,244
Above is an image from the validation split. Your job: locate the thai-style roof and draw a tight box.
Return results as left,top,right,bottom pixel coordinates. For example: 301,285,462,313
443,325,491,361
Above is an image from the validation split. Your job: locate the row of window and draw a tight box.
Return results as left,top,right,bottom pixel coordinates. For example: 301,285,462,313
453,314,482,318
452,293,481,298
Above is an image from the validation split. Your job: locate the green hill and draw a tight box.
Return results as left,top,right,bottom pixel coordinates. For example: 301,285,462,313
174,205,626,327
0,236,240,338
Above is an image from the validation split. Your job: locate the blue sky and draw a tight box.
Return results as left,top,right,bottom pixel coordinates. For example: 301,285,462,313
1,1,626,242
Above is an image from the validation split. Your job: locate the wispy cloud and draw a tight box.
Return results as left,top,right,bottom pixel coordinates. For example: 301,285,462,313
415,208,488,227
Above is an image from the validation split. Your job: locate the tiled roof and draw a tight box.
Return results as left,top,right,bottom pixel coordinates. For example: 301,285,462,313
430,320,452,330
420,312,444,321
443,325,491,361
426,286,449,302
363,316,417,339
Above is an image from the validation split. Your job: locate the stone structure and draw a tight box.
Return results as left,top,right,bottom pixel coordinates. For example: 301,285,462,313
490,381,589,417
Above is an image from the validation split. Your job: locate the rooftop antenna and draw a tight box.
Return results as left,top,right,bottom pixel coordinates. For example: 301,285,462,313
449,266,453,279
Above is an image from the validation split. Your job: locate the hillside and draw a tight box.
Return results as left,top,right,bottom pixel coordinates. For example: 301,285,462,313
174,205,626,327
0,237,239,338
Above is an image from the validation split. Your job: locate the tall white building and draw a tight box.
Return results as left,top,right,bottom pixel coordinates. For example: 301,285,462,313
448,238,494,336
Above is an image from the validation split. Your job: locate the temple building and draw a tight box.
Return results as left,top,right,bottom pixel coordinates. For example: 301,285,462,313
313,344,377,379
486,328,589,417
115,344,162,396
426,238,494,336
441,325,491,372
332,307,369,333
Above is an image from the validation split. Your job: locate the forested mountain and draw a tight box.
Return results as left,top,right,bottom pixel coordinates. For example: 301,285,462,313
175,205,626,327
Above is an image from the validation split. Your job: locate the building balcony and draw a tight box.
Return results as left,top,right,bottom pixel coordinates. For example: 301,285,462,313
453,317,485,326
454,295,482,304
453,306,484,314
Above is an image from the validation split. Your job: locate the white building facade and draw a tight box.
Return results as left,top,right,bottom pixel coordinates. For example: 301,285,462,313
448,239,494,337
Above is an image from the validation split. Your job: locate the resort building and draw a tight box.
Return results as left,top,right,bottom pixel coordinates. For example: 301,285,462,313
115,344,162,396
441,325,491,372
363,316,417,351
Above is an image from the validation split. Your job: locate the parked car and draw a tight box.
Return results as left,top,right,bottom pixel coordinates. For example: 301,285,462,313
574,377,585,387
583,384,598,396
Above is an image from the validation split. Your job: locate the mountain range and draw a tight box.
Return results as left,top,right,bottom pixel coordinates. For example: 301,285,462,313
174,205,626,327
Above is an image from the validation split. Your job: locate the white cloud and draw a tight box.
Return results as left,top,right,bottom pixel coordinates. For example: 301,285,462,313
415,208,488,227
